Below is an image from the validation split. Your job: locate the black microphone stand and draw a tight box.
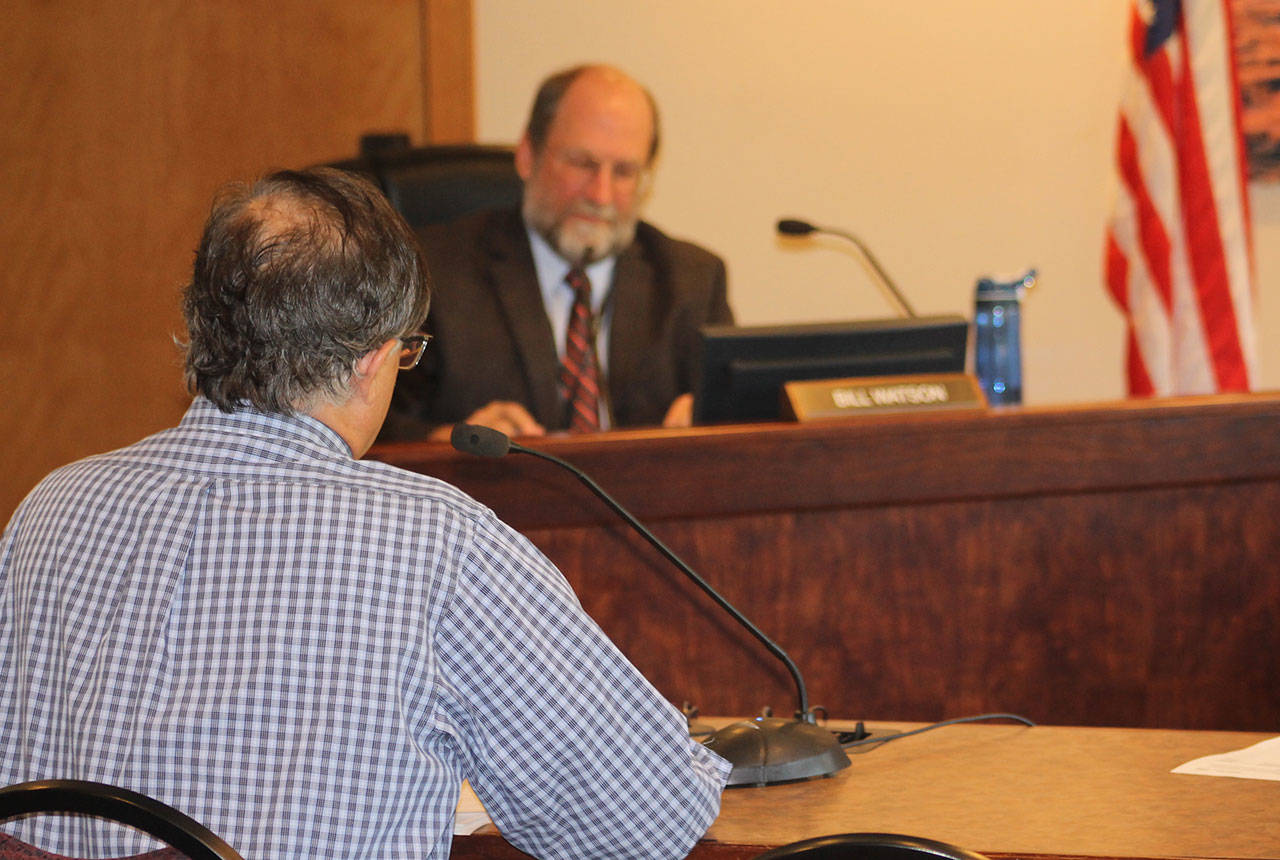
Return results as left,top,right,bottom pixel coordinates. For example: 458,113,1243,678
451,424,851,787
777,217,918,318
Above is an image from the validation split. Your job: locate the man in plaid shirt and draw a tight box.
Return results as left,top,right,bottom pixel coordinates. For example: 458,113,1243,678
0,168,730,859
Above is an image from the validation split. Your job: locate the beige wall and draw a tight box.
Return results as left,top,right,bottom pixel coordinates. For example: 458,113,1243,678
475,0,1280,407
0,1,440,523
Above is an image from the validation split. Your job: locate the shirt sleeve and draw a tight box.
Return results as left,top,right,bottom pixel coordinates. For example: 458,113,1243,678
431,508,731,860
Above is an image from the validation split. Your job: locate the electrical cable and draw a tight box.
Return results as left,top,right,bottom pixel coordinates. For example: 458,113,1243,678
840,712,1036,752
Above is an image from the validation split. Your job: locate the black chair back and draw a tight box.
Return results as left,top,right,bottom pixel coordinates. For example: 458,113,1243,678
0,780,242,860
326,134,522,229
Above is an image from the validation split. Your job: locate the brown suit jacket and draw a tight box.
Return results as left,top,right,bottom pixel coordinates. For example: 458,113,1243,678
381,208,733,440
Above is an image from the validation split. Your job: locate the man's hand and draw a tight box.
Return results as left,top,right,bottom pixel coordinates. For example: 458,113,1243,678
428,400,547,441
661,393,694,428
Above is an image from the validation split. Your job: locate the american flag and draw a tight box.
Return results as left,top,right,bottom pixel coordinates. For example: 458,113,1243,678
1105,0,1256,396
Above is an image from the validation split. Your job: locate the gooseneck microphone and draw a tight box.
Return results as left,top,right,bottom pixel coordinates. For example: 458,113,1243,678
451,423,851,787
453,424,811,711
777,217,918,318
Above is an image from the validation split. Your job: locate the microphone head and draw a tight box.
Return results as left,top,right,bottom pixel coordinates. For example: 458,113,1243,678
451,423,512,458
776,218,817,236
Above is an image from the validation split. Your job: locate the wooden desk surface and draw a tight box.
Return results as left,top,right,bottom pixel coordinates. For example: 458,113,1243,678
705,721,1279,859
452,721,1280,860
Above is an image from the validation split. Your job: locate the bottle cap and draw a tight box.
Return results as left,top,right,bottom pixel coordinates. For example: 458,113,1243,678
976,268,1037,300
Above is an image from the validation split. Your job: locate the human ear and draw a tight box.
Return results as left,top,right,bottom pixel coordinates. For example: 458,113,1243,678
515,134,536,181
352,338,400,401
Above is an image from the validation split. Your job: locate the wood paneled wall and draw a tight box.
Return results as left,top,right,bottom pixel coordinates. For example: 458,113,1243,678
0,1,473,523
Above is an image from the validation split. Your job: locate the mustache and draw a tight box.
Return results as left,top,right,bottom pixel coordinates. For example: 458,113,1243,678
569,202,619,221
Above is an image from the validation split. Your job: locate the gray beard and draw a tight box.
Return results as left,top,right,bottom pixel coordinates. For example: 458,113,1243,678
523,199,638,264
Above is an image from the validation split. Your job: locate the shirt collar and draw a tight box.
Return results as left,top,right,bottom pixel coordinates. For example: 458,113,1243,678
180,396,355,459
525,225,616,314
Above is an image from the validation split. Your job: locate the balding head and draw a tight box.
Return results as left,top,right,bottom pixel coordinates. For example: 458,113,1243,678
524,64,660,163
517,65,659,263
182,168,430,415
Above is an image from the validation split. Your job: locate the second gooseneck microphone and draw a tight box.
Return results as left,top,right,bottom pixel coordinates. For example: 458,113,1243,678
450,423,851,787
777,217,918,318
451,424,811,715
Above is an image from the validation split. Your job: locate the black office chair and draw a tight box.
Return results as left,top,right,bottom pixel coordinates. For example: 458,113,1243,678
0,780,243,860
325,133,522,230
754,832,990,860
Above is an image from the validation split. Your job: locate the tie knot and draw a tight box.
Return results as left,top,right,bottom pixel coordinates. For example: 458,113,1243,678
565,267,591,300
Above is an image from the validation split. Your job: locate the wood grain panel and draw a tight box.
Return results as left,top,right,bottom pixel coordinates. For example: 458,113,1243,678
373,395,1280,732
423,0,475,142
0,0,455,523
522,482,1280,730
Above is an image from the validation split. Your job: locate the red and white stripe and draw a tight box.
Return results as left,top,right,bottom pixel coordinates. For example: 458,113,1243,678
1105,0,1256,396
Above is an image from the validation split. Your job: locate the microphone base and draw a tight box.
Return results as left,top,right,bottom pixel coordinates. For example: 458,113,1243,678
703,716,851,787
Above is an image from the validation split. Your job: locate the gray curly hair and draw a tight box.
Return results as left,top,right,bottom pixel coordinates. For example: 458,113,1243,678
182,167,430,414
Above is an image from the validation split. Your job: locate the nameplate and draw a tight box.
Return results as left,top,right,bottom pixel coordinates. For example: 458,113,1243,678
783,373,986,421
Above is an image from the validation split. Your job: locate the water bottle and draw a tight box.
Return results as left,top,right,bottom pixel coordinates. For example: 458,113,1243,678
973,269,1036,406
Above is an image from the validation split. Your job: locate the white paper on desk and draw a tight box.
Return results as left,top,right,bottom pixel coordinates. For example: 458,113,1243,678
454,780,494,835
1172,736,1280,781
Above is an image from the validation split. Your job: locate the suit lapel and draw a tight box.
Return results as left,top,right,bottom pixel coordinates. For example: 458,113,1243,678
481,213,563,427
607,238,657,412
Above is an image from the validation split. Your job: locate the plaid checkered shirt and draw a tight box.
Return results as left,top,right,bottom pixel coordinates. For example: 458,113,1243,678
0,398,730,858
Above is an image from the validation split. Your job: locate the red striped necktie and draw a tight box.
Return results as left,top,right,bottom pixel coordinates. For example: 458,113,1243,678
560,267,601,432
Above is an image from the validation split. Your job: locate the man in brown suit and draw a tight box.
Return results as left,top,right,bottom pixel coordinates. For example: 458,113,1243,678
382,64,733,441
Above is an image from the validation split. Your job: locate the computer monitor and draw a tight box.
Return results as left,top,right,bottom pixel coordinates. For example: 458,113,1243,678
693,315,970,424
